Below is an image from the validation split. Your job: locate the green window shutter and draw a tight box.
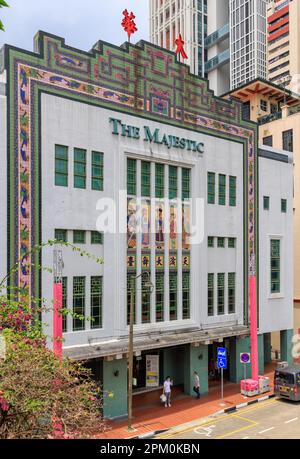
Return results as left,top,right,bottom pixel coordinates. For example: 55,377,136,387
217,237,225,248
73,277,85,331
182,168,190,200
208,236,214,248
91,276,102,329
208,273,214,317
263,196,270,210
169,166,178,199
91,231,103,244
127,158,137,196
207,172,215,204
155,163,164,198
156,273,164,322
169,272,178,321
182,272,190,320
228,238,236,248
281,199,287,213
229,176,236,207
228,273,236,314
55,145,68,187
217,273,225,315
219,174,226,206
91,151,103,191
141,161,151,197
127,274,136,325
74,148,87,189
271,240,280,294
62,277,67,333
142,275,151,324
73,230,86,244
55,229,67,243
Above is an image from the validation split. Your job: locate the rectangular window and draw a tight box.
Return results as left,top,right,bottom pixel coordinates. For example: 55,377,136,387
127,158,136,196
73,230,85,244
208,236,214,248
281,199,287,213
207,172,215,204
62,277,67,333
219,174,226,205
73,277,85,331
91,231,103,244
74,148,86,189
282,129,293,152
182,272,190,320
217,273,225,315
55,229,67,243
55,145,68,187
127,274,136,325
91,276,102,329
208,273,214,317
228,238,236,248
142,275,151,324
91,151,104,191
217,237,225,248
264,196,270,210
169,272,177,321
228,273,236,314
260,99,268,112
263,136,273,147
271,239,280,294
156,273,164,322
155,163,164,198
141,161,151,197
169,166,178,199
182,168,190,200
229,176,236,207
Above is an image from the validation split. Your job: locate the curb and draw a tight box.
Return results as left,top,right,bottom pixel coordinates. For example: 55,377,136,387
131,429,169,440
219,393,275,415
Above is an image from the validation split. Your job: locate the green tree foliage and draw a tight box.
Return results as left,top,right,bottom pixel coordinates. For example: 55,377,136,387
0,0,9,32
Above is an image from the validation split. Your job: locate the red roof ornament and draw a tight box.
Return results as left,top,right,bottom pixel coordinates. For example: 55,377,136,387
122,9,138,42
175,34,188,60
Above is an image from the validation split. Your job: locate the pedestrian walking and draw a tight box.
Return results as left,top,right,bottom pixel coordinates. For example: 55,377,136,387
193,371,200,399
163,376,173,407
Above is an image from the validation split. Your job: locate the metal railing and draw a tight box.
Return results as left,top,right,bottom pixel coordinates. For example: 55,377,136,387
205,48,230,73
204,23,229,49
258,111,282,125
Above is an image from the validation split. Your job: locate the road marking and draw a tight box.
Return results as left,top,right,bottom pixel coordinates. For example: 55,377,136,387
216,422,258,440
194,425,216,437
157,398,278,439
259,427,274,434
285,418,298,424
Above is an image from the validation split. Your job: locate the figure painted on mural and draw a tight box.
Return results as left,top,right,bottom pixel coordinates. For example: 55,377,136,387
169,206,177,250
182,205,190,250
156,207,164,249
127,200,137,249
141,203,150,248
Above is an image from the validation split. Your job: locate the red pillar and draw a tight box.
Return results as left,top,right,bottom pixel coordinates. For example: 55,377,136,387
249,275,259,381
53,282,63,359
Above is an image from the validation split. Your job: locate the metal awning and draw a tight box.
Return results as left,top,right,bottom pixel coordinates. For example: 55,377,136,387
63,324,250,361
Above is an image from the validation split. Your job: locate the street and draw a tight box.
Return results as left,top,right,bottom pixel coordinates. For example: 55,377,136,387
157,398,300,439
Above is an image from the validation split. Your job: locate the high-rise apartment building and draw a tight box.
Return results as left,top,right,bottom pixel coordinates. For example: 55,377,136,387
149,0,208,77
267,0,300,88
150,0,268,95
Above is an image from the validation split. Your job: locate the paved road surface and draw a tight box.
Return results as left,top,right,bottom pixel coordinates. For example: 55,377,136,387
157,398,300,439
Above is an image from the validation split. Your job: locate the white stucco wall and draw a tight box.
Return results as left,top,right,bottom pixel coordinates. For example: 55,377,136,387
258,147,294,334
41,93,245,348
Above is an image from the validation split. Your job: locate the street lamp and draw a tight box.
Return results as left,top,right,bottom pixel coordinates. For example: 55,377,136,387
127,271,154,432
53,249,64,359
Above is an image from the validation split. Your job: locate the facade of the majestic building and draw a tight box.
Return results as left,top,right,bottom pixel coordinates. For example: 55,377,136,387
0,32,294,419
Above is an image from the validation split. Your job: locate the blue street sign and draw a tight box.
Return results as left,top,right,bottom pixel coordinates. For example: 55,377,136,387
217,347,227,370
240,352,251,364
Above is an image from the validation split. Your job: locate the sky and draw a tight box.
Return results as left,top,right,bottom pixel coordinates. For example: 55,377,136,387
0,0,149,51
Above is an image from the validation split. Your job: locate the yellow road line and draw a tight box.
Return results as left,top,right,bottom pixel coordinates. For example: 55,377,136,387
158,398,279,439
216,420,258,440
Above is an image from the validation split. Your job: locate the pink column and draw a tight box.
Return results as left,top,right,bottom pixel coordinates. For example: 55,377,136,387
249,275,259,381
53,282,63,359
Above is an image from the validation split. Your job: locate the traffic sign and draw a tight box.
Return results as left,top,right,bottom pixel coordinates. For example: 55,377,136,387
217,347,227,370
240,353,251,364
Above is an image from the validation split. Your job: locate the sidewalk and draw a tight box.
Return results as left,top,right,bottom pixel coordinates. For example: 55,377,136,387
96,364,275,439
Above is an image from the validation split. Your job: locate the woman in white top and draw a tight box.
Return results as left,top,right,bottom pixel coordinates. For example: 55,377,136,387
163,376,173,408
